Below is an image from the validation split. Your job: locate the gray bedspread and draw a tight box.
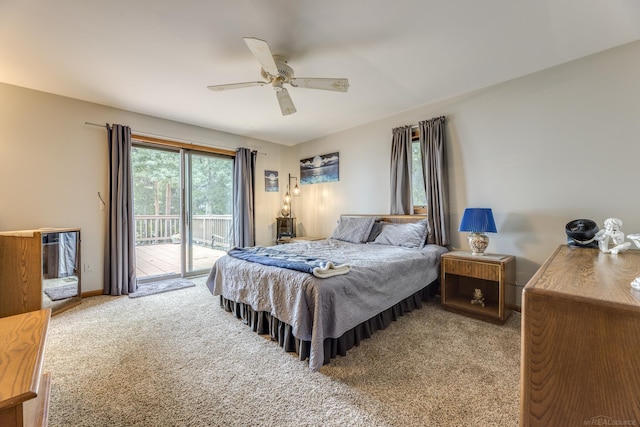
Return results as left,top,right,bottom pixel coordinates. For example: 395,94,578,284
206,239,448,370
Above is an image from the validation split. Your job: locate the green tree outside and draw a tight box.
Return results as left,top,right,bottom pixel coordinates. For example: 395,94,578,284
411,141,427,207
131,143,234,245
131,146,233,217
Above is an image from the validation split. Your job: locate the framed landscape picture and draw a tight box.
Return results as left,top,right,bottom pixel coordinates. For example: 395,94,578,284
265,170,279,192
300,152,339,185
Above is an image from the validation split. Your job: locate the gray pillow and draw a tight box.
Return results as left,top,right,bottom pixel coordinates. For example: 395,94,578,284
366,221,387,242
330,216,376,244
372,219,430,248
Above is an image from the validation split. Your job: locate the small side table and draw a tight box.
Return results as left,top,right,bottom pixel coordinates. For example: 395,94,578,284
276,217,296,244
440,251,515,324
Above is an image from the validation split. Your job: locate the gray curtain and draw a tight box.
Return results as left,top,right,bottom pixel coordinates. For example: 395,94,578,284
104,124,137,295
419,116,449,245
233,148,257,248
389,125,413,214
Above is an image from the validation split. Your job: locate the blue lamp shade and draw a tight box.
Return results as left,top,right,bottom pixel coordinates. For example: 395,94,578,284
459,208,497,256
459,208,497,233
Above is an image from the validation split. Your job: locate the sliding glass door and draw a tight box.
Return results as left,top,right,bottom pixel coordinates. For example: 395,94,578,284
132,144,233,282
184,151,233,274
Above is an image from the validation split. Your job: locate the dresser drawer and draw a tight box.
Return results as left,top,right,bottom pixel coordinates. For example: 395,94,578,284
443,257,499,281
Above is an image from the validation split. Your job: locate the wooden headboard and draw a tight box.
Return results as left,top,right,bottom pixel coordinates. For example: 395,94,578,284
340,214,427,224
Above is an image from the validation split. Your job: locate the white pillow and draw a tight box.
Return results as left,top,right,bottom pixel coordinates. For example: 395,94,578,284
330,216,376,244
372,219,429,248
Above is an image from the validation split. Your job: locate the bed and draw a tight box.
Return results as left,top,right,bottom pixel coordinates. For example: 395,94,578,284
206,214,448,370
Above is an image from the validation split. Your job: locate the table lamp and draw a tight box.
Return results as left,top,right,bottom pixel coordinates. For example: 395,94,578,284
459,208,497,255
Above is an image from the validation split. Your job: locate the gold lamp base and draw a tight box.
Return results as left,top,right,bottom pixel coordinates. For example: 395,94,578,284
468,232,489,255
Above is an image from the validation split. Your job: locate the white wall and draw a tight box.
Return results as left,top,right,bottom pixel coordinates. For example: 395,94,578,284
0,83,286,293
293,40,640,306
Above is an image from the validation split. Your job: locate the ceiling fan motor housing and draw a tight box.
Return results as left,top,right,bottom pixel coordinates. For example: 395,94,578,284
261,56,294,82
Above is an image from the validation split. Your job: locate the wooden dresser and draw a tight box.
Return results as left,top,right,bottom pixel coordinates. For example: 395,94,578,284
0,309,51,427
520,245,640,426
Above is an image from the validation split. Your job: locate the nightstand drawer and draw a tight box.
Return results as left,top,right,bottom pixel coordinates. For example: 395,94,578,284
442,258,499,281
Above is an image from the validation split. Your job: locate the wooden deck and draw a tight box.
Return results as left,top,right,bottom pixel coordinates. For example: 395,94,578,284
135,243,227,278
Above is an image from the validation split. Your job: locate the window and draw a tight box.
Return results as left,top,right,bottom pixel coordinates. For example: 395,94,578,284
411,139,427,208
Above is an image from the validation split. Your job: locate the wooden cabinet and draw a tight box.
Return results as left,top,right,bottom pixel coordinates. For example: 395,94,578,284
441,251,515,324
0,228,81,318
521,245,640,426
276,217,296,244
0,309,51,427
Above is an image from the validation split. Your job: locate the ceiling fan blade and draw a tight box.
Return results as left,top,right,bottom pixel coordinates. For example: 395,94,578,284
289,78,349,92
275,87,296,116
206,81,268,92
243,37,279,77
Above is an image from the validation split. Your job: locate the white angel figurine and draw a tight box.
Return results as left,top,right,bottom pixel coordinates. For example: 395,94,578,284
595,218,631,254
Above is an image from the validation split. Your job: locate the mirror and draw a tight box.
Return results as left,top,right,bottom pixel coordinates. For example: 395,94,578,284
42,230,81,312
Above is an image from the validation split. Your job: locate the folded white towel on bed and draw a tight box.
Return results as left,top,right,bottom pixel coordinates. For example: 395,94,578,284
227,246,351,278
312,261,351,278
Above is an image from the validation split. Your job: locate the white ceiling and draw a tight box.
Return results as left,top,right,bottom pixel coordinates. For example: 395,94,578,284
1,1,640,146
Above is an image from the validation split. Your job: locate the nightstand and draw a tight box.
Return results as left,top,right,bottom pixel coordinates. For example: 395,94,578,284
276,217,296,244
440,251,515,324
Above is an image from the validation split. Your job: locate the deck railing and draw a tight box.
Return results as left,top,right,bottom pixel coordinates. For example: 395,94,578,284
135,214,233,247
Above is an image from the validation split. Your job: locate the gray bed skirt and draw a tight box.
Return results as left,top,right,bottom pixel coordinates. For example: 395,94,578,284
219,279,439,367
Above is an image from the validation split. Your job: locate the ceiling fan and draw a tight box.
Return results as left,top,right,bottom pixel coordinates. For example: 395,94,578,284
207,37,349,116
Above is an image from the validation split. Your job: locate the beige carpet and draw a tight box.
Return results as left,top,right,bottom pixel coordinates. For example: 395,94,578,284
44,276,521,426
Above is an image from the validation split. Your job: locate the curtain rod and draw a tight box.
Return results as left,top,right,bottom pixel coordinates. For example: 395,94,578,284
84,121,266,155
411,116,446,129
